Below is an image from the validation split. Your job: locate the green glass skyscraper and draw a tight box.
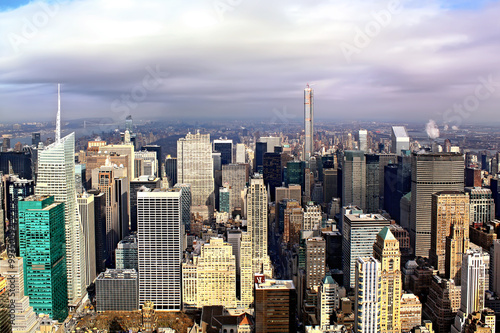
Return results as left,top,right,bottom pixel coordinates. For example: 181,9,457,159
18,195,68,322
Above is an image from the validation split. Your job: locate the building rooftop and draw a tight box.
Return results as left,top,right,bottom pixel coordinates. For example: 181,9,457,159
97,269,137,280
255,279,295,290
392,126,409,138
344,213,388,221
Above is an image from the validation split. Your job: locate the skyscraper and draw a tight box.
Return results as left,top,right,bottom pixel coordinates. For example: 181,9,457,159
138,189,182,310
391,126,410,155
410,153,464,257
222,163,248,214
0,255,39,333
2,175,35,255
342,151,366,211
451,249,488,333
177,132,214,207
304,85,314,161
236,143,246,164
373,227,402,333
0,277,10,333
358,129,368,152
91,164,125,264
116,234,138,271
18,195,68,321
305,237,326,291
173,183,192,233
187,238,237,308
354,257,381,333
255,278,296,332
36,131,86,308
142,145,162,179
465,187,495,224
213,138,233,165
429,191,470,279
318,275,342,327
165,156,177,187
342,212,390,289
246,177,273,276
263,152,282,201
77,192,97,286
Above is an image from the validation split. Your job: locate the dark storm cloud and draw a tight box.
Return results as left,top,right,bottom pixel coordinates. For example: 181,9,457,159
0,0,499,125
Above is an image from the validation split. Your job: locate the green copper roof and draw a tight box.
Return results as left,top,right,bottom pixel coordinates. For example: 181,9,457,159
378,226,396,241
322,274,335,285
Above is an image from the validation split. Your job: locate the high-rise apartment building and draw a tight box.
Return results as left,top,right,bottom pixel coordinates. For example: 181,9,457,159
138,189,182,310
354,257,381,333
373,227,402,333
342,151,366,211
342,213,390,289
430,191,470,279
18,195,67,321
410,153,464,257
304,85,314,161
177,132,214,207
35,131,86,308
0,255,39,333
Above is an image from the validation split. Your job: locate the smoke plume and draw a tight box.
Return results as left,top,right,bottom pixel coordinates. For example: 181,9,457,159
425,119,440,139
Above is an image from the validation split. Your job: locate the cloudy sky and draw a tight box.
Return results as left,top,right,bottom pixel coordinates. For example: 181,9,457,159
0,0,499,126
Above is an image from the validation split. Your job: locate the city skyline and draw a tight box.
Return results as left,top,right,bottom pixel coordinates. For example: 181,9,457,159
0,0,499,124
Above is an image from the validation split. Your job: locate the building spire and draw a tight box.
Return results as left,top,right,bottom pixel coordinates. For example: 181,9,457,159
56,83,61,143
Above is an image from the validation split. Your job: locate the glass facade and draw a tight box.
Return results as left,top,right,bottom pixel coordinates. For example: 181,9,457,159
18,196,68,322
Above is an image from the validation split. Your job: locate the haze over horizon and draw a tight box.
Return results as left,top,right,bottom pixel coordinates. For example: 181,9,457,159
1,0,499,126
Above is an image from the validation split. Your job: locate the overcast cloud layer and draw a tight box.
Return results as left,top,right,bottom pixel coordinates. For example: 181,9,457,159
0,0,499,126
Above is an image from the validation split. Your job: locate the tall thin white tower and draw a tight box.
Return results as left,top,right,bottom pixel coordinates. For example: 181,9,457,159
304,84,314,161
36,85,87,308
